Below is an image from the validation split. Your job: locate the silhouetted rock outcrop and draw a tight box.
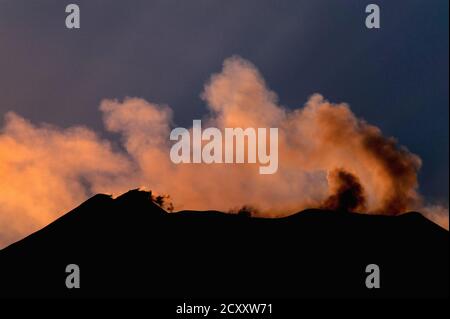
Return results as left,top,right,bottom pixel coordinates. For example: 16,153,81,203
0,190,448,298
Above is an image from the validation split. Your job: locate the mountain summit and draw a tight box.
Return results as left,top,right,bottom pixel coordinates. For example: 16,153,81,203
0,189,448,298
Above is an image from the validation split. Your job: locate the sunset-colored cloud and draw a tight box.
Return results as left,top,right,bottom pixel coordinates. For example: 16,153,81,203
0,56,447,247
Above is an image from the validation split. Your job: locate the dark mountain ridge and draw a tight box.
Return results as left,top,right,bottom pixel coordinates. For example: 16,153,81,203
0,189,448,298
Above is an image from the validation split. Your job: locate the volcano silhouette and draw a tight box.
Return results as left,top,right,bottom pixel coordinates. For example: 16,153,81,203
0,189,448,298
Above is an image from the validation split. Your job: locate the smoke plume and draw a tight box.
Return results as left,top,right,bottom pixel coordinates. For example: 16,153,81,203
321,169,366,212
0,56,447,247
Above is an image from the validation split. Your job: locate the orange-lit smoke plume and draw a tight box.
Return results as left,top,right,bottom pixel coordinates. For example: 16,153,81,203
0,56,447,247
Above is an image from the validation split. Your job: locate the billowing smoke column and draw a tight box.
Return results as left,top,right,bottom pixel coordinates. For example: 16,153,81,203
0,56,447,247
321,169,366,213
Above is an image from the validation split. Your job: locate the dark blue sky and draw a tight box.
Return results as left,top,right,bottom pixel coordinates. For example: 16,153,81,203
0,0,448,204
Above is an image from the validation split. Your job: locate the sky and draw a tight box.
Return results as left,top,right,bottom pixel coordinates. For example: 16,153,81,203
0,0,448,245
